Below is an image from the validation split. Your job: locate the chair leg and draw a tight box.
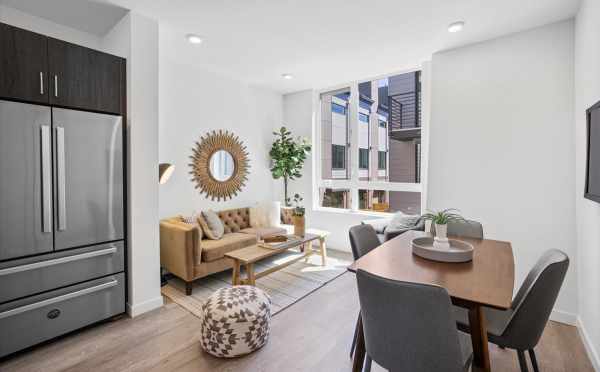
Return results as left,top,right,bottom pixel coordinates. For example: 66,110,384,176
350,321,358,358
517,350,529,372
528,349,540,372
363,355,372,372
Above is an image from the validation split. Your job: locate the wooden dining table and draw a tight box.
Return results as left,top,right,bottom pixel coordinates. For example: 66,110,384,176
348,230,514,372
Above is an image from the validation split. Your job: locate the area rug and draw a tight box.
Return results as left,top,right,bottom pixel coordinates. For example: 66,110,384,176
161,249,352,317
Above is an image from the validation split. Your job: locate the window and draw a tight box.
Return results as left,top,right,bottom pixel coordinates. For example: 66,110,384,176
321,89,350,180
378,151,387,170
332,102,346,115
359,148,369,169
332,144,346,169
320,188,351,209
317,72,423,214
358,190,421,214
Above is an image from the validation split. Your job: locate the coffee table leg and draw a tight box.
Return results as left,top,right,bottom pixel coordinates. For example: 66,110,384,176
319,238,327,266
232,260,240,285
304,241,313,263
469,305,491,372
246,263,256,286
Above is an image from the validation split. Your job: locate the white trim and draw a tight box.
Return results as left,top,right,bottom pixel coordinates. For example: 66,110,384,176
126,296,163,317
578,316,600,371
550,309,577,325
313,206,394,218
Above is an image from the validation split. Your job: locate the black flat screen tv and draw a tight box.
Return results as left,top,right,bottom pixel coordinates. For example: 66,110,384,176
585,100,600,203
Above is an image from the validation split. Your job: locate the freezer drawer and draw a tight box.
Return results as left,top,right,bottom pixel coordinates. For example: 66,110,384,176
0,273,125,358
0,241,124,304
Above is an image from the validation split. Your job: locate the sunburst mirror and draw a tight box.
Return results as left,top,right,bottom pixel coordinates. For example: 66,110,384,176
189,130,250,201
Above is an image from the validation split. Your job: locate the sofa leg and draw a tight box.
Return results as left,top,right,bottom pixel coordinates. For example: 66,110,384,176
185,281,193,295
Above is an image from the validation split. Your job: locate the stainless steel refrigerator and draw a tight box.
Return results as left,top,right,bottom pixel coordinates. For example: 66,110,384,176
0,100,126,357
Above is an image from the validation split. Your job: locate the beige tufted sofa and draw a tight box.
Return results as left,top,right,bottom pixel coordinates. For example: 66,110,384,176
160,207,290,295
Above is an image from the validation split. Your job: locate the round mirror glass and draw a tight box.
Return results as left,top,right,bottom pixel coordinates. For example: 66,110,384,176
209,150,235,181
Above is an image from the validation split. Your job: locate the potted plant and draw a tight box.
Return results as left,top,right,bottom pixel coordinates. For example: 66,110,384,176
290,193,306,237
269,127,311,207
419,209,465,246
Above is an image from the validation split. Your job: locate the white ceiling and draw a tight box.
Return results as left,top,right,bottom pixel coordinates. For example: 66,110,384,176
5,0,581,94
0,0,127,36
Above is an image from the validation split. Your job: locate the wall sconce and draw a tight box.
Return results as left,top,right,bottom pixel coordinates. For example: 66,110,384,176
159,163,175,184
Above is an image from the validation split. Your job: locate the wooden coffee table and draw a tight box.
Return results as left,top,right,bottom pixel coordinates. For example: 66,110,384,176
225,231,328,286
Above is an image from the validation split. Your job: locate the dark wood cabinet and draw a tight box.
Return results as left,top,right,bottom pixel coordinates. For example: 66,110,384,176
0,23,48,104
48,38,124,114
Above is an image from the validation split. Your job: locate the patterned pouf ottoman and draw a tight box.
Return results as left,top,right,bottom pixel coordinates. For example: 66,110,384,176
200,285,271,358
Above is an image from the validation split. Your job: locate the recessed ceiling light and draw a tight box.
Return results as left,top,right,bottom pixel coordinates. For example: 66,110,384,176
281,73,293,80
186,34,203,44
448,21,465,33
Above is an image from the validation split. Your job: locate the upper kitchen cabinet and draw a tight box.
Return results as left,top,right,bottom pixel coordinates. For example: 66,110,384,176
48,38,124,114
0,23,49,104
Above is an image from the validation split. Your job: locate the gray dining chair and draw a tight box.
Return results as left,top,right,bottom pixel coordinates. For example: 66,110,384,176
357,269,473,372
348,224,381,361
447,219,484,239
454,249,569,372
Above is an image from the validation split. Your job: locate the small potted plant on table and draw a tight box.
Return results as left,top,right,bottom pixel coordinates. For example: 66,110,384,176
290,193,306,237
419,209,465,248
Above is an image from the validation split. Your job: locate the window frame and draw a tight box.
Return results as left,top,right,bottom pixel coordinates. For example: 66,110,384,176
313,66,427,215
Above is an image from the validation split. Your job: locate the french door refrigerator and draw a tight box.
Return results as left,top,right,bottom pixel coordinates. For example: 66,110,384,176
0,100,126,357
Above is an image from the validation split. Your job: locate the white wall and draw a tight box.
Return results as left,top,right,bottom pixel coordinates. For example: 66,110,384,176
428,21,578,322
0,4,101,49
574,0,600,369
158,37,282,217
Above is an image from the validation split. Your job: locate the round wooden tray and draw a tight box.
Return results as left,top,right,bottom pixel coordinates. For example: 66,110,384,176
411,237,474,263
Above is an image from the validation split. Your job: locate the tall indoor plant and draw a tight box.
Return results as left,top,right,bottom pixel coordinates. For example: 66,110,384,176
269,126,311,206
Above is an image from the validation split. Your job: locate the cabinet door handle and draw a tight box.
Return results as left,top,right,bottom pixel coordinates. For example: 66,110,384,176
39,72,44,95
54,75,58,97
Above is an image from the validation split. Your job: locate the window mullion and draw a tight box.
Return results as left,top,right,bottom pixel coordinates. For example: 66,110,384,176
349,82,360,211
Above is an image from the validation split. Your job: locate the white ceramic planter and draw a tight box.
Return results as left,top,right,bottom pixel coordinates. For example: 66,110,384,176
434,223,450,249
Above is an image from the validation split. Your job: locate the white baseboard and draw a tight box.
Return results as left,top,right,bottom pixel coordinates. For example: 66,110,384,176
126,296,164,317
578,317,600,372
550,309,578,326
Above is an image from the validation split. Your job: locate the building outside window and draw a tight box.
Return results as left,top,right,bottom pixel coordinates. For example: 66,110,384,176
378,151,387,170
332,144,346,169
318,70,423,214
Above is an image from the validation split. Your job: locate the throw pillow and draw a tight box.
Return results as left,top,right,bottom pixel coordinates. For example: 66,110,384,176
180,213,200,226
199,210,224,240
388,211,420,230
264,201,281,227
250,203,268,227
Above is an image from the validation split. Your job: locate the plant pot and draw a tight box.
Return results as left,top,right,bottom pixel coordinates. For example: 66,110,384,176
434,223,450,249
293,215,305,237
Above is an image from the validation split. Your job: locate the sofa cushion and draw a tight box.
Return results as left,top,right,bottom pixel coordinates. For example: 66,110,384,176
218,208,250,233
200,233,257,262
240,227,287,239
200,210,225,240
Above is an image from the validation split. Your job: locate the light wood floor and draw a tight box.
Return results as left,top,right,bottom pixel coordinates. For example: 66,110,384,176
0,273,593,372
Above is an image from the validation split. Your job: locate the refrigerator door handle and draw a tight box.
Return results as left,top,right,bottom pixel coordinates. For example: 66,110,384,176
40,125,52,233
56,126,67,231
